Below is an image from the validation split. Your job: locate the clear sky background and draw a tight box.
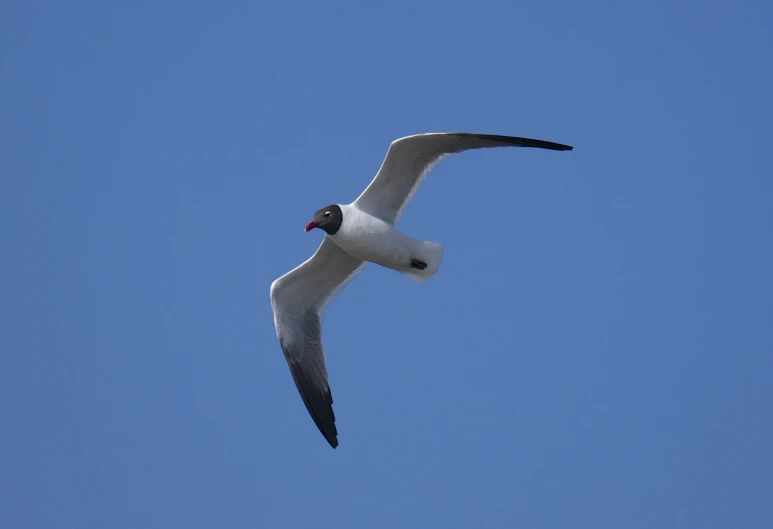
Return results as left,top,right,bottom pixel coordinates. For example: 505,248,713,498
2,1,772,528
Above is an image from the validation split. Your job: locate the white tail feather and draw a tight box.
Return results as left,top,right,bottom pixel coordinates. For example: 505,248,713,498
401,239,444,283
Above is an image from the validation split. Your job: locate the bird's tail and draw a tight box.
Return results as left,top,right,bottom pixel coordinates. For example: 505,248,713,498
401,238,444,283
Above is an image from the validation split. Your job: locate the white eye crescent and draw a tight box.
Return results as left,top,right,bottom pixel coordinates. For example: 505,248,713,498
324,211,332,217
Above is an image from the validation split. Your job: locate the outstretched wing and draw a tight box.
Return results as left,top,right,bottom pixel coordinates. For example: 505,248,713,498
354,132,573,224
270,238,366,448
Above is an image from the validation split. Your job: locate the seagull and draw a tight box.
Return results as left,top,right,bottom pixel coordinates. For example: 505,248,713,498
270,132,573,448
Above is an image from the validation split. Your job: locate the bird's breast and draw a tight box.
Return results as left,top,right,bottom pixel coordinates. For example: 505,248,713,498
330,208,409,269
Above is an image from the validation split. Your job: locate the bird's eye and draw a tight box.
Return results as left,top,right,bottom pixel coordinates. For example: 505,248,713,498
324,211,331,218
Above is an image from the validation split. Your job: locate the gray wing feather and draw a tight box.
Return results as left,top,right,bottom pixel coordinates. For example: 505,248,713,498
270,238,366,448
354,132,573,224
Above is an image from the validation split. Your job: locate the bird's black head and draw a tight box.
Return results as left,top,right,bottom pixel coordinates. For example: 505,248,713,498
305,204,343,235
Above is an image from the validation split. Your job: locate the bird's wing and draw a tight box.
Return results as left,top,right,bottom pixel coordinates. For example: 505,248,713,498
270,238,366,448
354,132,573,224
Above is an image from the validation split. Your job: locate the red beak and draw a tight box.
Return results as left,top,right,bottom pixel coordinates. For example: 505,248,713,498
305,221,318,232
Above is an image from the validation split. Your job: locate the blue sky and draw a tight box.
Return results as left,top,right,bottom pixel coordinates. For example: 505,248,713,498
1,1,772,527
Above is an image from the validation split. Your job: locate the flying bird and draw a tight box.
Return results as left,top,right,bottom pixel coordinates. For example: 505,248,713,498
270,132,573,448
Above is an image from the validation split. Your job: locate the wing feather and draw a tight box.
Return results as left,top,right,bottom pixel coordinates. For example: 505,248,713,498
354,132,573,224
270,238,366,448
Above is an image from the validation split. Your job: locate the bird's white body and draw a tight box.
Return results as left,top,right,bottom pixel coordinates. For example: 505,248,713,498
329,204,442,282
329,204,407,268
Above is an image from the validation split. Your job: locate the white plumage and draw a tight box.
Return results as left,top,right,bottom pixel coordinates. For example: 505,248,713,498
270,132,573,448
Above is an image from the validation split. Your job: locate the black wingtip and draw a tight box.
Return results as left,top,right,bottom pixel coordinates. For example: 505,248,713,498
469,133,573,152
286,359,340,449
